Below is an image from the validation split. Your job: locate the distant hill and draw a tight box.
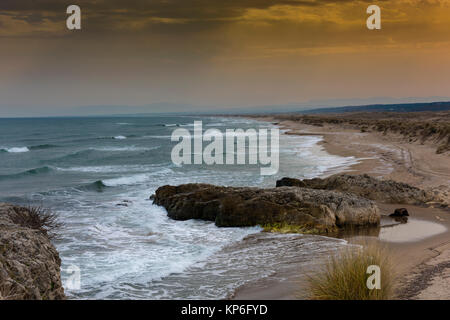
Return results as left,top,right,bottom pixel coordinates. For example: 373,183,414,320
300,101,450,114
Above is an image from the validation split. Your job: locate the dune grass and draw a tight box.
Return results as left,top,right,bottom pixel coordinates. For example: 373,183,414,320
307,243,395,300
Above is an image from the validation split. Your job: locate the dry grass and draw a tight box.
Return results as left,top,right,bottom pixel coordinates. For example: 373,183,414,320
7,206,62,240
307,243,395,300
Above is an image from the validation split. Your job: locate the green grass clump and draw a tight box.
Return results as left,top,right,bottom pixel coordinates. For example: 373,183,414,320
307,243,395,300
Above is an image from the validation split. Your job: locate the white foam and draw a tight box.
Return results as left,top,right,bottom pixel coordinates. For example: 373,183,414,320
102,174,150,187
100,168,174,187
279,134,360,178
1,146,30,153
113,136,127,140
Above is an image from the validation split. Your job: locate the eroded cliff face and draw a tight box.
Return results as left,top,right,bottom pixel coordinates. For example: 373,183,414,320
0,203,65,300
153,184,380,233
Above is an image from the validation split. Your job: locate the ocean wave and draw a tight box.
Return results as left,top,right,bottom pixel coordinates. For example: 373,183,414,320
76,168,174,191
96,135,138,140
48,149,94,162
0,166,54,181
29,144,60,150
77,180,109,192
101,174,150,187
74,175,149,192
143,135,172,139
89,146,160,152
0,147,30,153
55,164,158,173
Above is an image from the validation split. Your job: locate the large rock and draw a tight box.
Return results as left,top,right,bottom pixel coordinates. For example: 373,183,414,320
276,174,434,205
0,203,65,300
153,184,380,232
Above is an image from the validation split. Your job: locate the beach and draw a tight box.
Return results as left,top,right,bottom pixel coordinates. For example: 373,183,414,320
233,113,450,300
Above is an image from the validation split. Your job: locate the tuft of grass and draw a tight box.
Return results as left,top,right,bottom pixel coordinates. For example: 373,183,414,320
8,206,63,240
307,243,395,300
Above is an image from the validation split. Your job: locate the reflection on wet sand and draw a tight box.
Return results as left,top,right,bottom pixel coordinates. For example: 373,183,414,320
379,218,447,243
337,215,447,244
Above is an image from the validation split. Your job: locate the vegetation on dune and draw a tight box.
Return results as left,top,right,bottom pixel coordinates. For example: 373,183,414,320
276,111,450,154
307,243,395,300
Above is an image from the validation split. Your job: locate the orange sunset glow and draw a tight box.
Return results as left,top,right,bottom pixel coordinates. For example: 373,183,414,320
1,0,450,115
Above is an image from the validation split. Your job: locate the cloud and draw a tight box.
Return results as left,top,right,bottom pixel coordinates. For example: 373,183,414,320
1,0,450,114
0,0,386,35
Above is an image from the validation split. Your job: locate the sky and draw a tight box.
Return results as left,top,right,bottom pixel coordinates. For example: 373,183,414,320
1,0,450,116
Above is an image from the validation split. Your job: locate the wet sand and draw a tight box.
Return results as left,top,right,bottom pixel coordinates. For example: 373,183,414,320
232,115,450,300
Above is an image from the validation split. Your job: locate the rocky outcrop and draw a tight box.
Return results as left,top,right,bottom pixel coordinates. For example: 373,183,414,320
0,203,65,300
276,174,434,205
153,184,380,233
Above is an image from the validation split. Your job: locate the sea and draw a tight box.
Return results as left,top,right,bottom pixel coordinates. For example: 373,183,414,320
0,115,359,299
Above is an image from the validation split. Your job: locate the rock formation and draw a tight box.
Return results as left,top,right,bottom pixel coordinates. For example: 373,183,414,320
276,174,434,205
153,184,380,233
0,203,65,300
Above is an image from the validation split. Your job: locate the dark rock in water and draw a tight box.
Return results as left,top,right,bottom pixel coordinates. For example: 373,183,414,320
275,174,434,205
0,203,66,300
153,184,380,233
276,177,307,188
390,208,409,217
116,200,133,207
116,203,128,207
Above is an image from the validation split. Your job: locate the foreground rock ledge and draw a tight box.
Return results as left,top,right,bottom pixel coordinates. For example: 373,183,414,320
153,184,380,232
0,203,65,300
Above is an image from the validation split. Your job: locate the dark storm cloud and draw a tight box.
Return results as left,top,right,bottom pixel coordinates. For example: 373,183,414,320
0,0,367,33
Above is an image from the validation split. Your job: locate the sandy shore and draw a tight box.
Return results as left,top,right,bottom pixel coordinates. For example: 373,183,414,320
233,115,450,300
